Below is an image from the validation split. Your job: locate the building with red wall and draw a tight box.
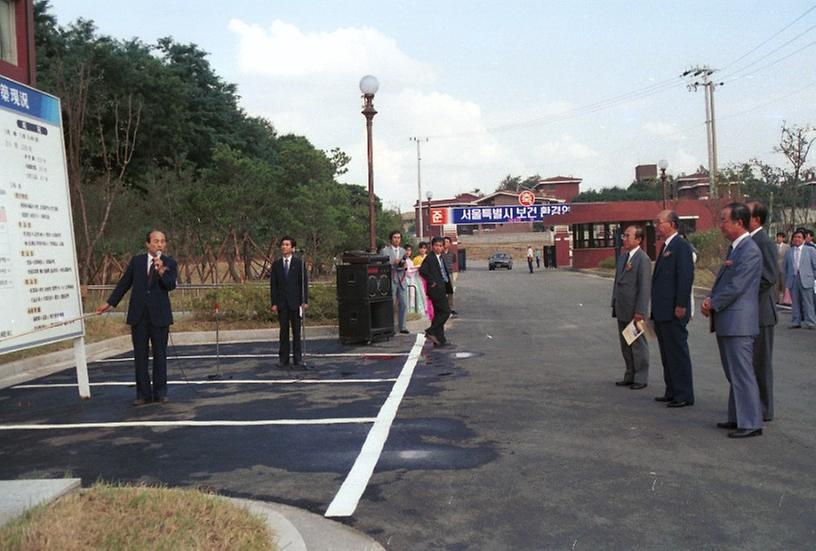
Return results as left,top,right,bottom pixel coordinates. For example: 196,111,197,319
0,0,36,85
547,199,718,268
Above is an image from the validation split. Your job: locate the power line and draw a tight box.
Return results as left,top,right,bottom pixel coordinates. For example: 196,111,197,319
721,20,816,80
721,3,816,71
426,75,685,139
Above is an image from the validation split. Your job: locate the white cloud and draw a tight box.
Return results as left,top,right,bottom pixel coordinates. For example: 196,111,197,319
537,134,599,161
228,19,434,87
642,121,687,141
227,19,515,208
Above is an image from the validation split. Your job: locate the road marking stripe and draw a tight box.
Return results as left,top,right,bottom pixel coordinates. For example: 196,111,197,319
92,352,408,363
12,378,398,389
0,418,377,431
325,333,426,517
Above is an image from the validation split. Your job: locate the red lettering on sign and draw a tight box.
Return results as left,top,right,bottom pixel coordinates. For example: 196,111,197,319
430,208,448,225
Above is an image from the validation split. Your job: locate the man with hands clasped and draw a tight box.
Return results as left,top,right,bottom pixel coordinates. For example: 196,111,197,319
701,203,764,438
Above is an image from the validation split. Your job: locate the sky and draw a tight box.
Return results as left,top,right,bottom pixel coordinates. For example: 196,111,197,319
49,1,816,211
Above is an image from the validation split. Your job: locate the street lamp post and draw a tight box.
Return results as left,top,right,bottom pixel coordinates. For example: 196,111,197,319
658,159,669,209
360,75,379,252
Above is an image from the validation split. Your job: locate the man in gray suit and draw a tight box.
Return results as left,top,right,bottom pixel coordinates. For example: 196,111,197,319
381,230,410,334
611,225,651,390
784,228,816,329
747,202,778,422
701,203,763,438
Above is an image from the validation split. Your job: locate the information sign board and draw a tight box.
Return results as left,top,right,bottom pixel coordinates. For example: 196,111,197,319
0,75,85,355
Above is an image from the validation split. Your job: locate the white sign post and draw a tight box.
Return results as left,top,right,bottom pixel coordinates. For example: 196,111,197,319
0,75,90,399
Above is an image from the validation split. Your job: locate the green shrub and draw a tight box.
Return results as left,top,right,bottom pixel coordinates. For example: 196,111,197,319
598,256,617,270
687,229,726,271
191,283,338,322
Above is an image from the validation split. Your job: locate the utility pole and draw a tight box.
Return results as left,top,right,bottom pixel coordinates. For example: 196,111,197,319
684,66,722,198
410,137,429,240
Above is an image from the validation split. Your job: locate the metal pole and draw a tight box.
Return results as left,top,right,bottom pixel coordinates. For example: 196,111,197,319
363,95,378,252
411,137,428,241
708,80,719,198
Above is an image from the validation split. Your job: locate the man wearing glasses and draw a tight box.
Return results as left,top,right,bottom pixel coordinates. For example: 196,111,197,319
651,211,695,408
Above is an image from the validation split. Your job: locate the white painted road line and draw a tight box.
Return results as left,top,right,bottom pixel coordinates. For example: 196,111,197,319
0,418,377,431
12,378,398,389
92,352,408,363
325,333,426,518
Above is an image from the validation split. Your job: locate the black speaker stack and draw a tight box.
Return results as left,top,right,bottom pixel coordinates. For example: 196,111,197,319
336,251,395,344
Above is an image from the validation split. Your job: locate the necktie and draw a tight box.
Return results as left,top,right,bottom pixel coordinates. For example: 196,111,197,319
148,258,156,286
439,255,449,282
284,258,290,278
726,245,733,260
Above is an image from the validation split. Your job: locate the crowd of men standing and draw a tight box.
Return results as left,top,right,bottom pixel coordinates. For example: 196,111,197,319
611,202,791,439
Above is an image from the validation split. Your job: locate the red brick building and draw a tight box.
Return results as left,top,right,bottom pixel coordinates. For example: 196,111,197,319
0,0,36,85
675,173,710,200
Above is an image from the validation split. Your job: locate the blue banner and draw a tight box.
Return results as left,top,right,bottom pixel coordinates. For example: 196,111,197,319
0,76,61,126
451,204,571,224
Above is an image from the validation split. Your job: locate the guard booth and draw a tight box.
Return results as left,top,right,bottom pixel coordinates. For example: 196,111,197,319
336,252,395,344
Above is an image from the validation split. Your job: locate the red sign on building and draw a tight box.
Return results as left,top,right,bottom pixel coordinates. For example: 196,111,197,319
430,208,449,225
518,190,536,206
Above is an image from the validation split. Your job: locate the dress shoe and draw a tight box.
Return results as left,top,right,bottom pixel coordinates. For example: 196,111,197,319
277,362,290,369
788,324,802,329
629,383,648,390
763,417,773,422
399,329,410,334
450,310,458,316
615,381,634,387
716,421,737,430
654,396,672,402
728,428,762,438
156,396,168,404
292,362,308,370
425,333,440,345
667,400,692,408
132,399,149,406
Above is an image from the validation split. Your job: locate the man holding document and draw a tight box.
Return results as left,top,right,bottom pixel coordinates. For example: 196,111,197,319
611,225,651,390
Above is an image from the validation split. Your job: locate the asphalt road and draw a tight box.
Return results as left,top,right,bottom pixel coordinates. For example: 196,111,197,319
1,266,815,550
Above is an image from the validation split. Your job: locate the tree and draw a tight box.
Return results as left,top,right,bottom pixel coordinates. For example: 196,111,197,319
774,122,815,230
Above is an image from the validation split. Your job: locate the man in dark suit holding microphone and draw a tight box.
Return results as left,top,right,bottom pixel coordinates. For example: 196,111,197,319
270,236,309,368
97,230,178,405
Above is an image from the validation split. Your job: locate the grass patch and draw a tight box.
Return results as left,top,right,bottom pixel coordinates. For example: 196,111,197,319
0,483,276,551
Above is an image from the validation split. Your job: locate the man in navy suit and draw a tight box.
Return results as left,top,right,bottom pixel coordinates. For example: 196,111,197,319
651,210,695,408
97,230,178,405
270,236,309,368
747,201,778,422
784,228,816,329
419,237,452,347
701,203,763,438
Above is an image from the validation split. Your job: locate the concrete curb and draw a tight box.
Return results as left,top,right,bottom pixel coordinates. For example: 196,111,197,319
0,481,383,550
0,479,81,527
228,498,386,551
